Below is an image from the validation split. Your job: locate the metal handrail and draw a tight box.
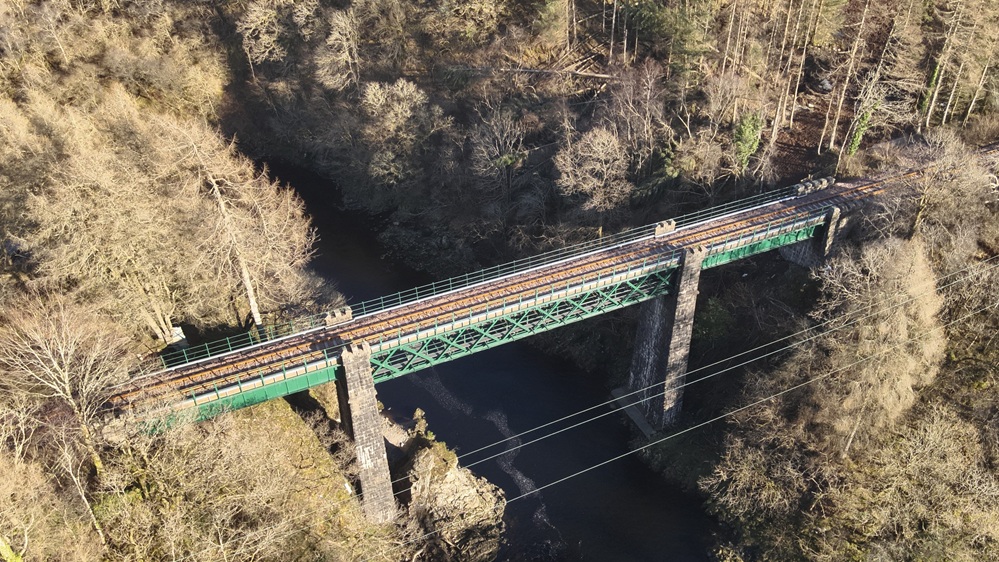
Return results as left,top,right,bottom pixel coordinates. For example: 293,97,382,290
154,186,811,371
169,207,833,405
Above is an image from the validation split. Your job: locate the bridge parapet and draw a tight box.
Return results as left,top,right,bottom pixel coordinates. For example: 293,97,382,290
325,306,353,326
361,209,831,384
112,204,838,429
779,205,844,268
142,183,811,375
655,220,676,236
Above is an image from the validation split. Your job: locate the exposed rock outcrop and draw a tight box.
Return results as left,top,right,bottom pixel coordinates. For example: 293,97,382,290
406,442,506,561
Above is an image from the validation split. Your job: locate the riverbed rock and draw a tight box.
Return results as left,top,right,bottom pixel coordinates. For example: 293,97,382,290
407,442,506,561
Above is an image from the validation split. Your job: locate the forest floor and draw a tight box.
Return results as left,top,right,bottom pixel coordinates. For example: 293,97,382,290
771,90,843,182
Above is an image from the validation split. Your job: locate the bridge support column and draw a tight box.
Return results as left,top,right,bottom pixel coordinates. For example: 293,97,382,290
779,206,843,267
336,342,395,524
627,246,705,429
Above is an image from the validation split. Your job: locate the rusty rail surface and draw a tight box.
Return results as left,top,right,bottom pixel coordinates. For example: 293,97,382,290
108,143,999,419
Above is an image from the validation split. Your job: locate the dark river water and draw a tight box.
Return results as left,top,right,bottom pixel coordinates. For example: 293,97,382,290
272,164,715,561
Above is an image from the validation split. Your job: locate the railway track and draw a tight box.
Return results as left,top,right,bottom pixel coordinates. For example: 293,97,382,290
108,143,999,417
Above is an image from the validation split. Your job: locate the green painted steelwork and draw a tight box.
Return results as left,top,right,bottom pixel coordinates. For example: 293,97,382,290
363,211,830,382
151,206,837,421
152,186,820,372
186,362,342,421
169,258,682,418
368,265,680,382
702,222,824,269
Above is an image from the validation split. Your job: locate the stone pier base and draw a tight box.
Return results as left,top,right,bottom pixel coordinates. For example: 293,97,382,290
336,342,396,524
627,247,705,430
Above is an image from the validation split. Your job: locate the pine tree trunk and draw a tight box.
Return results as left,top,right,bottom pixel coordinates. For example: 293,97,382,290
565,0,571,51
571,0,578,45
209,180,263,329
773,0,804,137
240,259,263,327
924,4,964,128
829,0,870,151
941,59,966,125
608,0,617,63
722,3,736,74
78,419,105,480
622,14,629,65
787,0,816,128
963,52,994,125
734,3,747,69
776,0,794,72
143,291,174,343
139,308,169,344
818,93,834,154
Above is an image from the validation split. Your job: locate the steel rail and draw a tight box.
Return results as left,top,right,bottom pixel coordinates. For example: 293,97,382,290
115,192,816,403
109,142,999,416
114,210,833,410
150,184,808,371
111,198,834,412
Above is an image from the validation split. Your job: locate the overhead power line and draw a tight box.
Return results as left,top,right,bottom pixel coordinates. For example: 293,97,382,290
369,296,999,561
171,256,999,562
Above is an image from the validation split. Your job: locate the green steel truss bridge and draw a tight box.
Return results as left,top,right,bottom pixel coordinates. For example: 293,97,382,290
107,172,904,422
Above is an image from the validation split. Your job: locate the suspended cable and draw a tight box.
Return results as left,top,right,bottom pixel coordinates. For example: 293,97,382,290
367,298,999,561
169,254,998,562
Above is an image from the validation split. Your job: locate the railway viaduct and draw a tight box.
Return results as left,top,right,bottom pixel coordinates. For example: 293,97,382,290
106,153,980,523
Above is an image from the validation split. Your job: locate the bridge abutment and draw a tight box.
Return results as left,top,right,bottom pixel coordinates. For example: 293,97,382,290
627,246,705,429
336,342,396,524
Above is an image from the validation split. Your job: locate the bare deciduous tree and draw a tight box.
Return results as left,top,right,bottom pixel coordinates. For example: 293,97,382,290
158,120,320,329
700,235,961,559
236,0,293,71
423,0,507,47
470,105,528,208
0,295,134,471
807,238,945,455
0,393,41,465
673,130,727,198
100,403,403,561
826,0,872,151
23,86,322,340
351,0,413,70
0,455,102,562
314,9,361,92
554,126,633,226
24,90,204,343
816,406,999,558
601,60,674,173
356,79,450,210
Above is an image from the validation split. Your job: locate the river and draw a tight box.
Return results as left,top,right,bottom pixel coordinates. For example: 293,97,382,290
272,164,715,561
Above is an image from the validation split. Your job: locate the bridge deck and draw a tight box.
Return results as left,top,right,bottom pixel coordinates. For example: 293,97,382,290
107,164,933,421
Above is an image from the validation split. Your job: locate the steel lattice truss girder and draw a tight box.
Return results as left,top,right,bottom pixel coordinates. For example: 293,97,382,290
149,220,827,423
366,221,824,382
368,267,678,382
702,222,823,268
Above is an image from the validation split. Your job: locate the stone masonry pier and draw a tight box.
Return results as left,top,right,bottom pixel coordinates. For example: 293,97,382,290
336,342,396,523
627,246,706,429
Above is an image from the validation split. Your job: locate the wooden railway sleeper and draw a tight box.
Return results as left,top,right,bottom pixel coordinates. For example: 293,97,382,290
115,178,895,410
